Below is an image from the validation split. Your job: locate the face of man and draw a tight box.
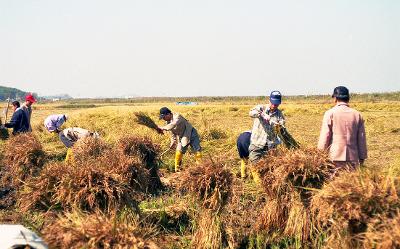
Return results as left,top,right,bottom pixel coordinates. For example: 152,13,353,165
269,101,280,111
25,100,33,107
162,113,173,122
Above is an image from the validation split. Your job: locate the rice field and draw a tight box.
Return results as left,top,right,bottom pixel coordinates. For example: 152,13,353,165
0,93,400,248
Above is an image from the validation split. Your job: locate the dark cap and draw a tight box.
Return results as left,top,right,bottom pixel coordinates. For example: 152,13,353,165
159,107,172,119
270,90,282,105
332,86,349,99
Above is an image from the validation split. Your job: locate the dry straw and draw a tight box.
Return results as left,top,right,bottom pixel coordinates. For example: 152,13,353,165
178,161,233,212
192,210,226,249
134,112,159,132
253,147,334,242
42,209,159,249
19,138,155,212
362,213,400,249
116,136,162,192
310,170,400,248
1,133,46,188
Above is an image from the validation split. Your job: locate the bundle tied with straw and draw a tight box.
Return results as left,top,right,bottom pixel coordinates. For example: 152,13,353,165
274,124,300,149
134,112,159,132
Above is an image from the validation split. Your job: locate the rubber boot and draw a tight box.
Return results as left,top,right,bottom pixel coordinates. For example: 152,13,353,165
251,170,261,184
250,164,261,184
65,148,74,163
195,151,202,164
174,151,183,172
240,159,247,178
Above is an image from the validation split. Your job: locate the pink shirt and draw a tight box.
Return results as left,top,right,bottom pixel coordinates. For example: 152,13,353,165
318,103,367,162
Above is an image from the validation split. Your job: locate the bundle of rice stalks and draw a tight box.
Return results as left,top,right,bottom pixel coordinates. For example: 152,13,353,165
117,136,162,192
252,148,334,243
178,161,233,212
71,136,109,164
117,136,161,167
310,171,400,248
362,213,400,249
19,150,151,212
274,124,300,149
192,210,227,249
1,133,46,188
42,209,159,249
134,112,159,132
256,147,334,202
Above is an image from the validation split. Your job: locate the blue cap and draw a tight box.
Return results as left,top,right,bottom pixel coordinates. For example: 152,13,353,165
270,91,282,105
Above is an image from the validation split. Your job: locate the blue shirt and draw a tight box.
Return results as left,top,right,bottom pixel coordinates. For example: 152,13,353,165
5,109,30,134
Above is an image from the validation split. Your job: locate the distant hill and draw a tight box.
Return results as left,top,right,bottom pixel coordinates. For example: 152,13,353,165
0,86,35,101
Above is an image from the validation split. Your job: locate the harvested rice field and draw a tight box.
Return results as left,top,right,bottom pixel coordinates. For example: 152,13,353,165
1,93,400,248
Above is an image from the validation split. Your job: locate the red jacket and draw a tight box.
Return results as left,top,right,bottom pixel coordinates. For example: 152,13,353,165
318,103,367,162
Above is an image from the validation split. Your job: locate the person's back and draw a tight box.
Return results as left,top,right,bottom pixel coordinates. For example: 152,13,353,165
318,86,367,169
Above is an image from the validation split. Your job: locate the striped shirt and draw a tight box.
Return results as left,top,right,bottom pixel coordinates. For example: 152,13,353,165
249,105,285,148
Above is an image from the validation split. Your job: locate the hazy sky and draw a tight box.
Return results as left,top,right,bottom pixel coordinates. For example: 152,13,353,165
1,0,399,98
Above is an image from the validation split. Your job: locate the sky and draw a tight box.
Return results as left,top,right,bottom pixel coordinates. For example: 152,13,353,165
0,0,399,98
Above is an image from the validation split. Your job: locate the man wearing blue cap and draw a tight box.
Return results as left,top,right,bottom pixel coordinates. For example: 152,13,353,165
318,86,367,171
157,107,202,172
248,91,285,181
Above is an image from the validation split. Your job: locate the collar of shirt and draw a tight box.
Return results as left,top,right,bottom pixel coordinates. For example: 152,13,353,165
336,102,349,107
265,106,279,115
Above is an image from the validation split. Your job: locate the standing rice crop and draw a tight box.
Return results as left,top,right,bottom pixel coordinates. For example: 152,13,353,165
1,133,46,188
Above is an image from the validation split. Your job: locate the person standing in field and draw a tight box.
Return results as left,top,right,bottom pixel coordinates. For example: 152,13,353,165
19,93,36,132
157,107,202,172
2,105,30,135
318,86,367,171
44,114,68,133
248,91,285,182
12,101,20,112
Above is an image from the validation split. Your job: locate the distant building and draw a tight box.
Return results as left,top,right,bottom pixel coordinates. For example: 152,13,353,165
176,101,198,106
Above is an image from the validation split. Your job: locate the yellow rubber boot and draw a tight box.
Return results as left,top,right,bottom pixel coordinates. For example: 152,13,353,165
65,148,74,163
251,167,261,184
174,151,183,172
240,159,247,178
195,151,202,164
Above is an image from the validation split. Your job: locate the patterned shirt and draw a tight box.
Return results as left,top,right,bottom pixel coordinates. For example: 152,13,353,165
249,105,285,148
